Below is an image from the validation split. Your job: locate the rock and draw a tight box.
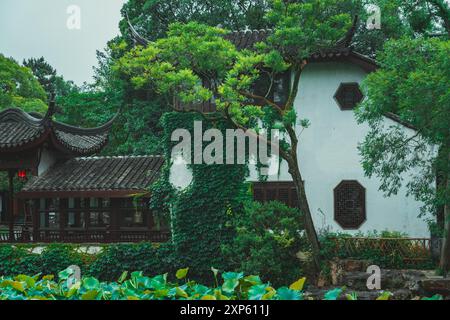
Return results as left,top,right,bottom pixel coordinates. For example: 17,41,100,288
381,270,407,289
420,279,450,296
316,272,329,288
330,259,345,286
343,259,373,272
303,288,328,300
333,269,427,291
401,270,427,292
392,289,413,300
330,258,373,286
341,271,370,290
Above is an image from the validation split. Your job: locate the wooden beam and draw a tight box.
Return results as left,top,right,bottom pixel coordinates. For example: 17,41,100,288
15,189,149,199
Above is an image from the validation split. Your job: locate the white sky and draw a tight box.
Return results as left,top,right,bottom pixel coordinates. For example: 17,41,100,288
0,0,127,85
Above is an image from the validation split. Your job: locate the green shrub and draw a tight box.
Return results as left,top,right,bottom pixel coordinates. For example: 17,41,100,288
87,242,178,281
0,243,179,281
223,201,308,287
0,246,40,276
40,244,87,277
0,244,88,278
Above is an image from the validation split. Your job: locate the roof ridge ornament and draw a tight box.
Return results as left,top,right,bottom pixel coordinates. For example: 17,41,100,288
335,15,358,49
42,92,57,125
51,107,120,134
126,11,151,46
0,102,118,155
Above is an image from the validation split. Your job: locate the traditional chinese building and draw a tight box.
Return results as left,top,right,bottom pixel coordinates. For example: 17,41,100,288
127,17,431,237
0,101,169,243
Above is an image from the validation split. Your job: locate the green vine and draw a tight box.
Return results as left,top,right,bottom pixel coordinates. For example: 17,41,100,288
150,112,250,280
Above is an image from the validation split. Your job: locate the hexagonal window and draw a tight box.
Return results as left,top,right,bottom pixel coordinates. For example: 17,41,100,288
334,83,364,110
334,180,366,229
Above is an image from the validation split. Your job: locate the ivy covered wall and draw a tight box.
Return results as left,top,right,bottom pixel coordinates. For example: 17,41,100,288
152,112,250,279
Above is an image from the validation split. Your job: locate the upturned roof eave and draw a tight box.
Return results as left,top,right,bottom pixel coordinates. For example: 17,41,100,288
0,106,118,155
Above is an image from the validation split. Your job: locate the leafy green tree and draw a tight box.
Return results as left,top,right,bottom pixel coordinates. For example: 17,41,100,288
57,88,165,156
0,54,47,112
89,0,273,156
350,0,449,58
93,48,170,155
356,37,450,274
23,57,77,98
120,0,271,43
117,0,355,272
91,0,450,157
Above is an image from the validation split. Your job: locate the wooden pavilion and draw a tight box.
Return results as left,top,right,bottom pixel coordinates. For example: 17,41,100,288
0,101,169,243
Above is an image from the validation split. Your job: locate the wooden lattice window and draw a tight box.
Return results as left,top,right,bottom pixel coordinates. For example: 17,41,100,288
334,180,366,229
252,182,298,208
334,83,363,110
252,71,291,108
0,192,8,223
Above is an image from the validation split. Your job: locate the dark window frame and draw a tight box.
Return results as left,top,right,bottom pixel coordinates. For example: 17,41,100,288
252,181,298,208
334,180,366,229
334,82,364,110
253,71,291,108
0,192,8,223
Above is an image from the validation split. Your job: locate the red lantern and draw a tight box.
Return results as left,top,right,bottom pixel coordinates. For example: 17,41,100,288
17,170,27,180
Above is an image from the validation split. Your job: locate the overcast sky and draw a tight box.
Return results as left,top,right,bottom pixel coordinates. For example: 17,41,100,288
0,0,127,85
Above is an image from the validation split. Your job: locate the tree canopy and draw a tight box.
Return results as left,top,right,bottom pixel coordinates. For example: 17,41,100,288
117,0,356,272
23,57,77,98
119,0,271,43
353,0,450,57
356,37,450,272
0,54,47,113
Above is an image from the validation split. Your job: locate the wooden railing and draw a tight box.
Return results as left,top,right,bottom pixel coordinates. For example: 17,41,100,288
0,230,23,242
0,229,171,243
329,237,433,265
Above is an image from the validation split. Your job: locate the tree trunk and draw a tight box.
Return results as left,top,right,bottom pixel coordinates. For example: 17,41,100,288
285,155,322,274
436,176,445,234
440,163,450,277
436,146,447,234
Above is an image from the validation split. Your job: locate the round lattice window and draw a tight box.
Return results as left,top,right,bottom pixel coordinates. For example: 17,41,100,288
334,180,366,229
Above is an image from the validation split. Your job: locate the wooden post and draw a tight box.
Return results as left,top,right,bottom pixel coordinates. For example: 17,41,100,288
85,198,90,242
110,198,120,242
440,162,450,277
32,199,39,242
60,198,68,242
8,170,14,242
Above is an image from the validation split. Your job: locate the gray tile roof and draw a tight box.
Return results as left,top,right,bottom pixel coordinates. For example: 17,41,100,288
0,121,45,148
126,16,377,71
21,156,164,193
0,107,115,155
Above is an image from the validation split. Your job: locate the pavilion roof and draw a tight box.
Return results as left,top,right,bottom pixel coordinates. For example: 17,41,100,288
0,102,116,156
17,155,164,198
